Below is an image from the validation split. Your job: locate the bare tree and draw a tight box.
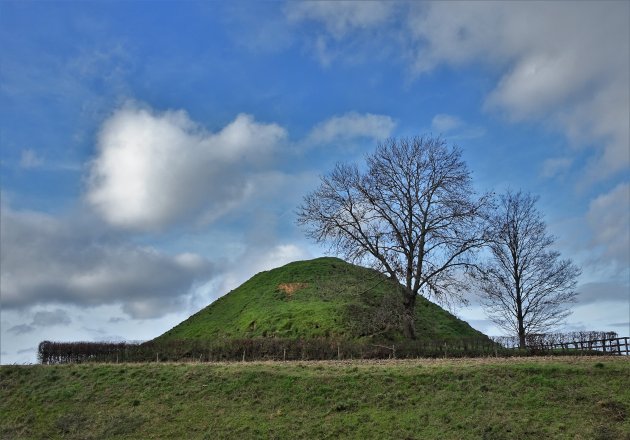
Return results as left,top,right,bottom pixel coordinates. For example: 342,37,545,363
297,137,491,339
471,191,581,348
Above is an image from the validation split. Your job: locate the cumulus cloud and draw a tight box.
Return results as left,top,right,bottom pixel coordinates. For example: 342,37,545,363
307,111,396,145
87,103,287,231
0,206,216,318
586,182,630,267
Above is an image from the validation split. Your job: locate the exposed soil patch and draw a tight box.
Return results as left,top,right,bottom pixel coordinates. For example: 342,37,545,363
277,283,309,297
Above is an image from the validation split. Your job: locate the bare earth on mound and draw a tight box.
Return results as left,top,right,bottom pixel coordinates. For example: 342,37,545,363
277,282,309,298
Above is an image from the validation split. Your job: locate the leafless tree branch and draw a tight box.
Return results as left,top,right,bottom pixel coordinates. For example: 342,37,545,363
297,136,492,338
469,191,581,348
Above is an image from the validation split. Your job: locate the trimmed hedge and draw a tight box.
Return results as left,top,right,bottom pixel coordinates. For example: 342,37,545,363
38,337,505,364
39,332,617,364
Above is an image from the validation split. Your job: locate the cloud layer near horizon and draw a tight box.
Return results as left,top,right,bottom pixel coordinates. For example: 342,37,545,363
0,206,215,318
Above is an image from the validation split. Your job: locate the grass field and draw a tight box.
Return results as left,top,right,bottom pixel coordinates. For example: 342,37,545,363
1,357,628,439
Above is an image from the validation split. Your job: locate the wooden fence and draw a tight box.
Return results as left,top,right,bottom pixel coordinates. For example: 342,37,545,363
533,336,629,355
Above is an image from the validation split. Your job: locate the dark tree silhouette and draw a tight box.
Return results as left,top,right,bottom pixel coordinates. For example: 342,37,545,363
297,137,491,339
471,191,581,348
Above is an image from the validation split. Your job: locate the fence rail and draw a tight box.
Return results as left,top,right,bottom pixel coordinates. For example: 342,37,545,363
532,337,629,355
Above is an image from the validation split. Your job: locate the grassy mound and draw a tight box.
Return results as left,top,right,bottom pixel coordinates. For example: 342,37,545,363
156,257,486,342
1,358,628,439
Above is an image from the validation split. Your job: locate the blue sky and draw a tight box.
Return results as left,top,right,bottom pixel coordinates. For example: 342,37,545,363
1,1,628,364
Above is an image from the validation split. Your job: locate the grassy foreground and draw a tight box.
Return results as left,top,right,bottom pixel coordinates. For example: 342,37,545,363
1,357,628,439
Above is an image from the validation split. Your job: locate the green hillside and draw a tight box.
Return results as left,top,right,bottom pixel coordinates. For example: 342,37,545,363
156,257,486,342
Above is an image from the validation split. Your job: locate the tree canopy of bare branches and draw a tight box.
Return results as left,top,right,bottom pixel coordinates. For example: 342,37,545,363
297,137,491,339
471,191,581,348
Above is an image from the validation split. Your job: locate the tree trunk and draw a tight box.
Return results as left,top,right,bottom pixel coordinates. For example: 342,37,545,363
518,327,526,349
402,292,417,339
515,285,526,349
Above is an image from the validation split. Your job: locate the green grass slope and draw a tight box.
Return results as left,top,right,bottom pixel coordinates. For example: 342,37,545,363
1,358,628,439
156,257,485,342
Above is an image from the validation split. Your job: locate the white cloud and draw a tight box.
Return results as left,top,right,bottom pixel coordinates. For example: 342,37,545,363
540,157,572,179
18,149,81,172
19,149,44,169
293,2,629,182
560,85,630,183
87,103,287,231
215,243,312,298
307,111,396,145
222,3,294,54
431,114,462,133
252,244,309,275
285,1,400,66
586,182,630,267
429,113,485,140
0,206,216,318
410,1,629,182
285,1,395,38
